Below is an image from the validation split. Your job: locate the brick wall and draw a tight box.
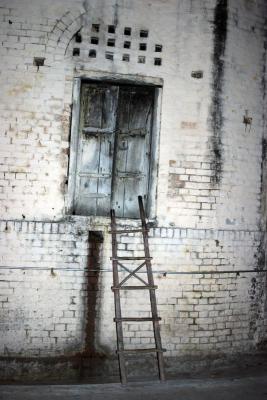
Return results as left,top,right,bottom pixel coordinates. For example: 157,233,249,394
0,220,88,356
0,0,267,378
0,0,266,228
0,220,265,358
96,226,266,356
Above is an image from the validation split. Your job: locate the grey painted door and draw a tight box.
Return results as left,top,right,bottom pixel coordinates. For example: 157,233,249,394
74,83,118,216
112,86,154,218
74,83,154,218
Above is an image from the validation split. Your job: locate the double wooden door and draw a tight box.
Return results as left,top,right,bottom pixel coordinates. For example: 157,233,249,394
73,82,154,218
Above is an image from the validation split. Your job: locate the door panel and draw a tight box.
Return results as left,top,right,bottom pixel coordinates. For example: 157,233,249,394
74,84,118,216
82,84,117,131
112,87,154,218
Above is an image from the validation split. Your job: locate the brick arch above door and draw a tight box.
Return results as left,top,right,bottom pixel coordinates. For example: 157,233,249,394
46,10,86,63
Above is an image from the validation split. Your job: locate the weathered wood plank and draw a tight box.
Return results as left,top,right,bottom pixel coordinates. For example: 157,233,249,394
74,84,118,216
112,87,154,218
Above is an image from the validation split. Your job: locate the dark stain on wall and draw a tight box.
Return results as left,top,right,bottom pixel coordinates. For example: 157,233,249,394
254,232,266,274
82,231,103,362
258,137,267,280
251,29,267,347
259,33,267,213
79,230,119,378
260,137,267,197
209,0,228,185
255,144,266,272
113,1,119,26
248,273,265,341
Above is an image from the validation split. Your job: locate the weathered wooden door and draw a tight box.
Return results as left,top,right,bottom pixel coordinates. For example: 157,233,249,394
112,86,154,217
74,83,118,215
73,83,154,218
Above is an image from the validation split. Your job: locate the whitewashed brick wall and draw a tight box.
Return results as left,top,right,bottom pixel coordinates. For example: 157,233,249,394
0,220,88,356
0,0,266,376
0,220,265,360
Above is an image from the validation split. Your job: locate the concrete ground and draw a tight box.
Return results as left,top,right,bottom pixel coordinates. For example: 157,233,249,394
1,353,267,400
1,374,267,400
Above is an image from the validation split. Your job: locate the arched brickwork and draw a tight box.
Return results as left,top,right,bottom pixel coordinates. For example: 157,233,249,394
46,9,87,62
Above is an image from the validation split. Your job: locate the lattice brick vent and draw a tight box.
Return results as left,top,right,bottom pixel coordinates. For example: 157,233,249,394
70,23,163,66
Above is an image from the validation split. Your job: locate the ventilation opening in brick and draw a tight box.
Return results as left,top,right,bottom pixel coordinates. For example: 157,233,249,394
105,52,114,60
191,70,203,79
91,37,99,45
75,32,82,43
73,48,80,56
124,41,131,49
138,55,145,64
154,57,162,66
139,43,147,51
107,38,115,47
124,27,131,36
83,231,103,359
155,44,162,52
140,29,149,38
108,25,116,33
122,54,130,62
89,49,97,58
92,23,100,32
33,57,45,67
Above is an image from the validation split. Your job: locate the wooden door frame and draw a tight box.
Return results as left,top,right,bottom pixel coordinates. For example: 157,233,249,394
66,72,163,220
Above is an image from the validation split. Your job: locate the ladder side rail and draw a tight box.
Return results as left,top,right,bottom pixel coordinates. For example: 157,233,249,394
138,196,166,381
111,209,127,384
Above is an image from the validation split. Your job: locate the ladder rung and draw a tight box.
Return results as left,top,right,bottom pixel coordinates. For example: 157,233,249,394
109,229,149,234
111,256,152,261
117,348,166,354
111,285,158,291
114,317,161,322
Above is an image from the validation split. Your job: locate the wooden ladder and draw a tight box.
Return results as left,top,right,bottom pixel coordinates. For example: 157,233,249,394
110,196,165,384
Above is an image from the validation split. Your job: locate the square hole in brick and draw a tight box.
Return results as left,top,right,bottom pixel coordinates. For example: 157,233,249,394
140,29,148,38
89,49,96,58
122,54,130,62
124,27,131,36
108,25,116,33
92,24,100,32
154,57,162,66
105,52,114,60
72,48,80,56
91,37,99,45
155,44,162,52
33,57,45,67
124,41,131,49
138,56,146,64
107,38,115,47
75,32,82,43
139,43,147,51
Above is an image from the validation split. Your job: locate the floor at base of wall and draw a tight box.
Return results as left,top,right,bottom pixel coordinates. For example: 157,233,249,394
1,374,267,400
0,350,267,384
